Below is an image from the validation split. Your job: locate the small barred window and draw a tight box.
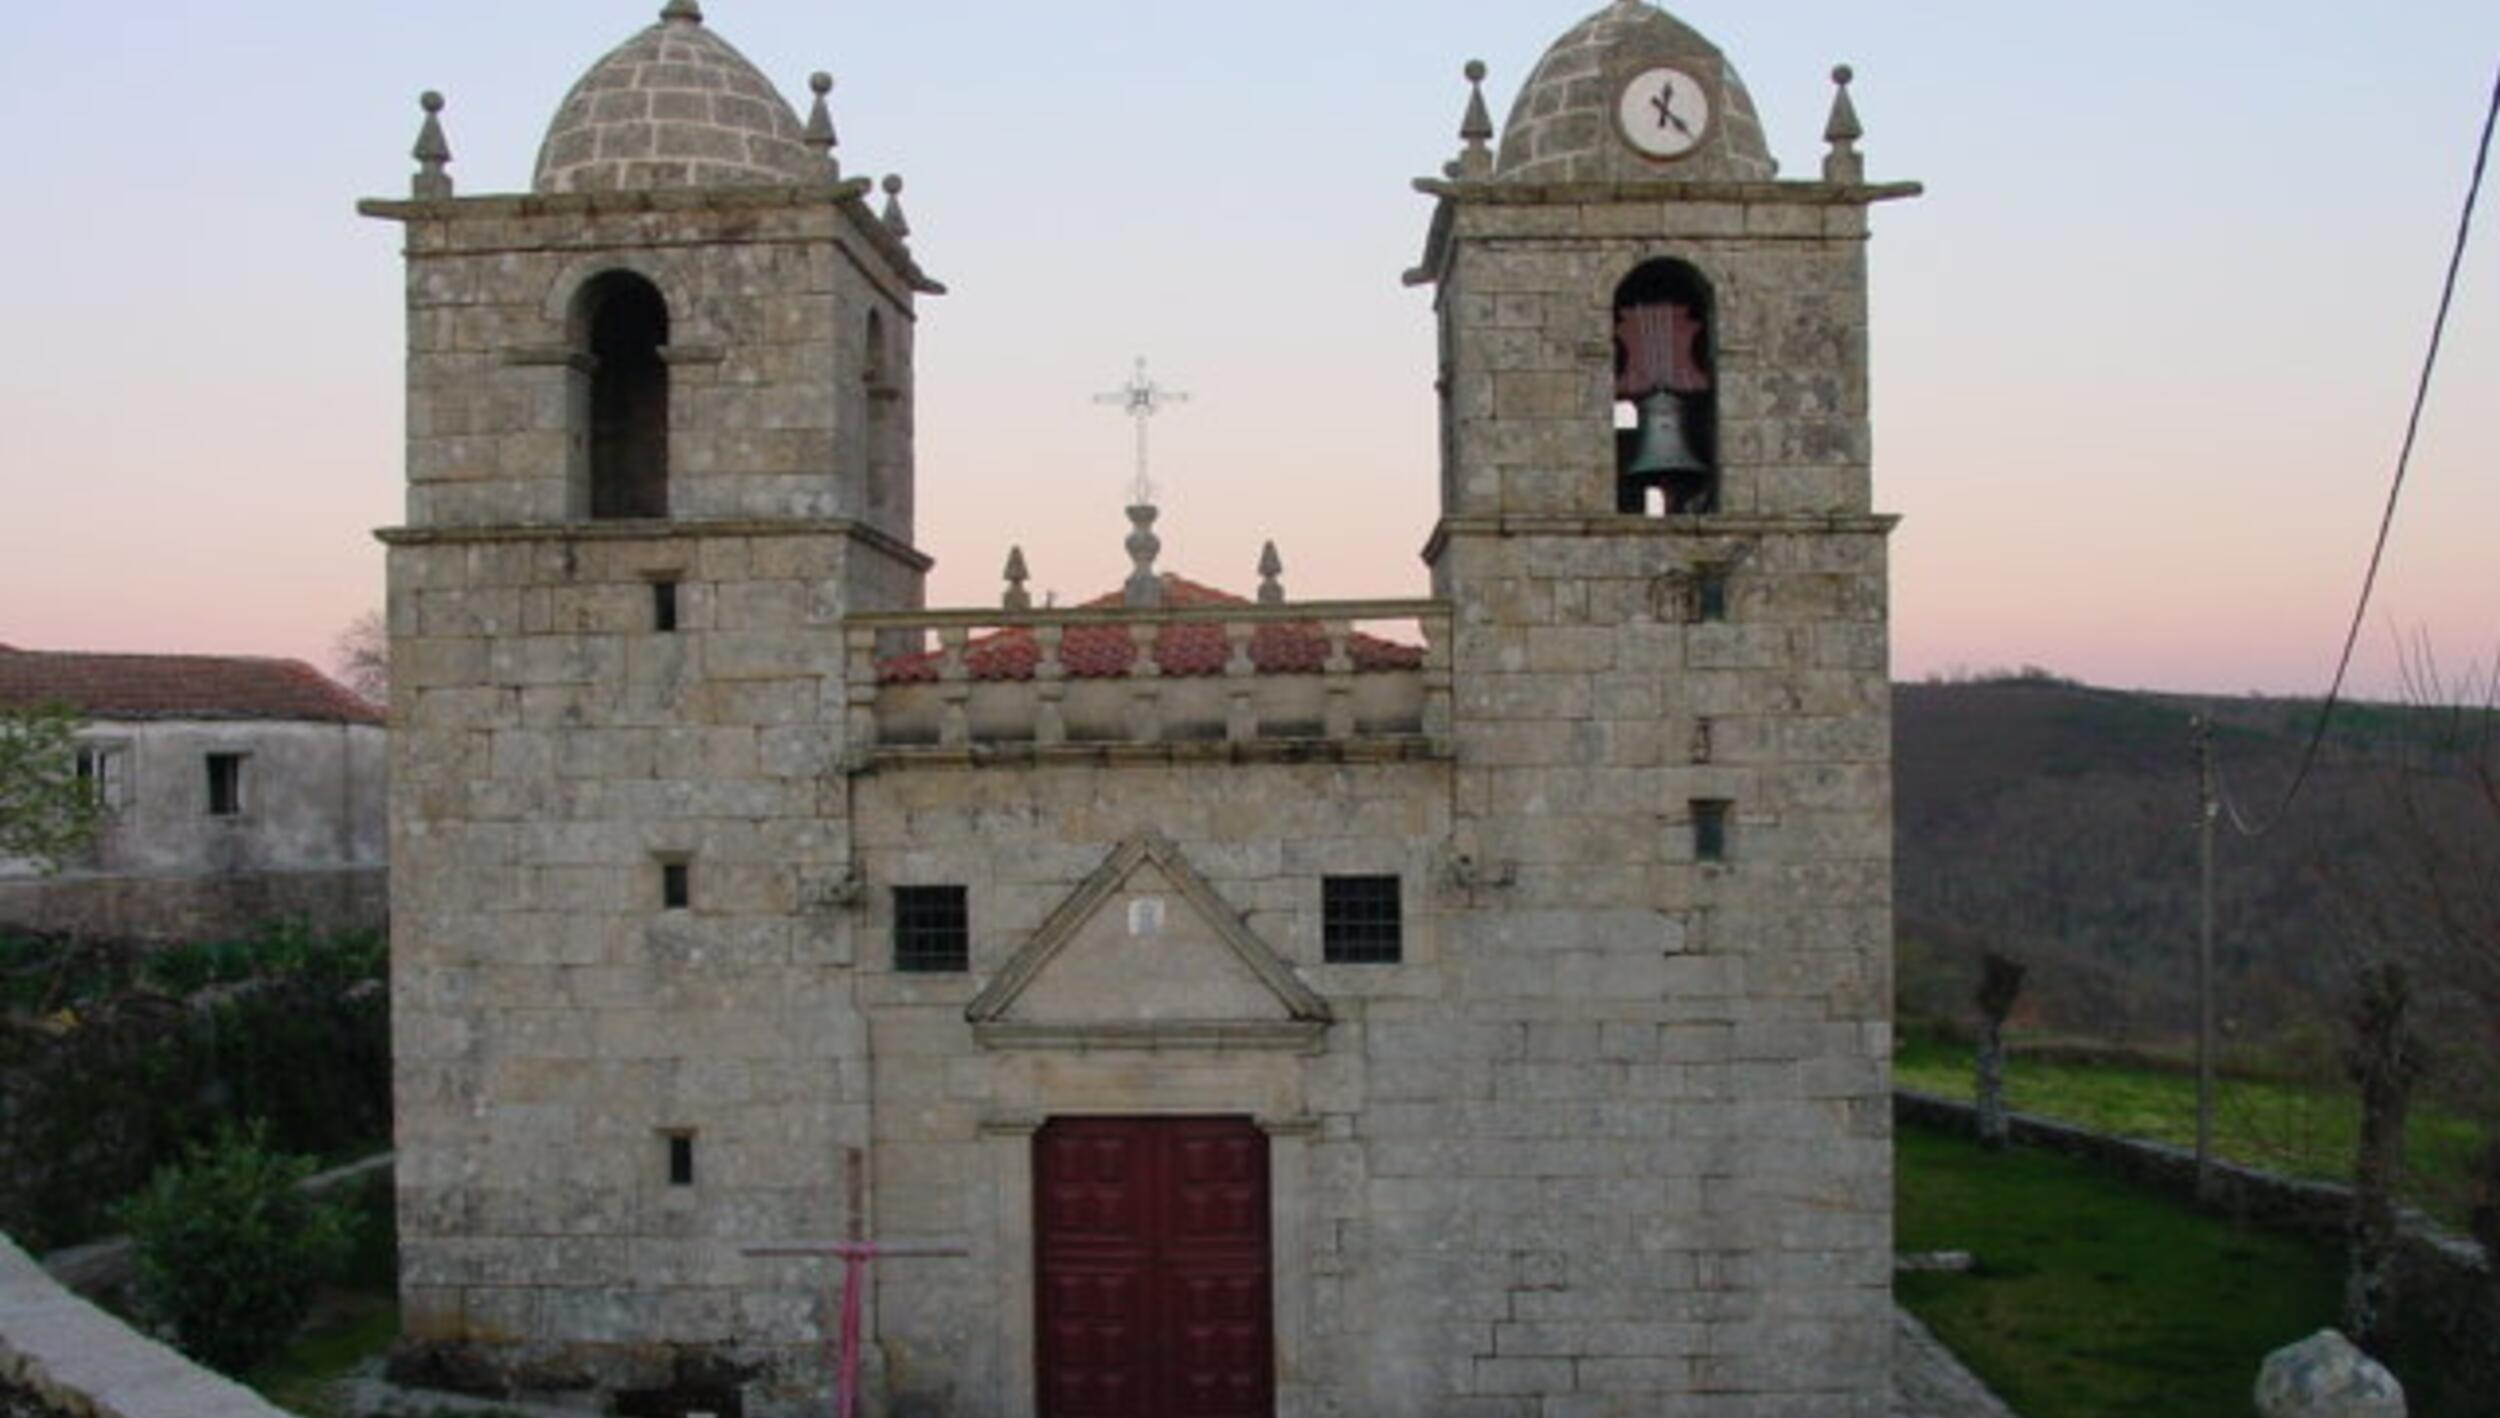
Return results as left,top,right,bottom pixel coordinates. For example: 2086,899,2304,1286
1322,875,1403,965
894,885,970,973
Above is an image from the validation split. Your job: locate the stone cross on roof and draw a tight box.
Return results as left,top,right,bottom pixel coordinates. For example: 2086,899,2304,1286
1093,357,1189,507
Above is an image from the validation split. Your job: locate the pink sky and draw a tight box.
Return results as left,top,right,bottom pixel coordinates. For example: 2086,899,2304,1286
2,1,2493,699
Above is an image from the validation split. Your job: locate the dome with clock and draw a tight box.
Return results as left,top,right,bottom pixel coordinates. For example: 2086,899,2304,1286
534,0,818,194
1496,0,1776,184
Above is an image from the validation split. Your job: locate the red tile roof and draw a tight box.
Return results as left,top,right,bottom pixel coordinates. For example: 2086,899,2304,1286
879,575,1426,684
0,647,384,725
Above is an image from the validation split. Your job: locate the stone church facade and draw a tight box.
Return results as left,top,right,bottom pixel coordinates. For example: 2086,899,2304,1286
367,3,1915,1414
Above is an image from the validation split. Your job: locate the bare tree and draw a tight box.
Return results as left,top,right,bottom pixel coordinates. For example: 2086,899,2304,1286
332,610,388,705
1974,950,2027,1151
2325,644,2500,1382
2342,959,2422,1349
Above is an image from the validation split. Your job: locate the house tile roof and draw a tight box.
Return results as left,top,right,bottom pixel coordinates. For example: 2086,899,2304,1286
878,576,1426,684
0,647,385,726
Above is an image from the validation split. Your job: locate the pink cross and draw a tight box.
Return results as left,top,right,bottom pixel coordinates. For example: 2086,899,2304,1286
743,1238,968,1418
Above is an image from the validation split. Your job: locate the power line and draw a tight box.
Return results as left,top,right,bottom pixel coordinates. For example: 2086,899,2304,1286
2216,59,2500,838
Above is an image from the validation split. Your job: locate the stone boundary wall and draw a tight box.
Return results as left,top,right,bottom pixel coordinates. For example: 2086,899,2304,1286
0,1233,290,1418
0,868,385,946
1897,1089,2491,1367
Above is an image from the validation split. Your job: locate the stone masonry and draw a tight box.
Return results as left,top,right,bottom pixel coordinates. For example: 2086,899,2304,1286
369,3,1916,1414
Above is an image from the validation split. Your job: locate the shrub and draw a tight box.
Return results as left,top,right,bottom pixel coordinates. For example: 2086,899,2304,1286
115,1122,355,1375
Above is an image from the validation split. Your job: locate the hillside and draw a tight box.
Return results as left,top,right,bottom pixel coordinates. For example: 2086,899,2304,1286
1892,676,2456,1046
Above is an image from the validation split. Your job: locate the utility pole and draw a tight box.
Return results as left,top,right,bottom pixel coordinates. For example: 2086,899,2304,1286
2192,715,2218,1203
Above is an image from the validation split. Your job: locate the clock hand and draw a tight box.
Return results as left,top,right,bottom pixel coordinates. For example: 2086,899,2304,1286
1650,82,1694,138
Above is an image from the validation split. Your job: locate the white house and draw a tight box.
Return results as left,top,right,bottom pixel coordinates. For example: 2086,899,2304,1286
0,645,387,940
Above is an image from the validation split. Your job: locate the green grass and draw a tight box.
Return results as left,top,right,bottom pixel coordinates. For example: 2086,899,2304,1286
1896,1122,2465,1417
250,1292,398,1417
1896,1035,2486,1224
245,1173,403,1417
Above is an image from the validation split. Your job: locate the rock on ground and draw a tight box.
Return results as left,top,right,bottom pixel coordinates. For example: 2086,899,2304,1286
2256,1329,2407,1418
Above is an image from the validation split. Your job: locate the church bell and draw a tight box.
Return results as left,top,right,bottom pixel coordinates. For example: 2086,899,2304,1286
1625,389,1709,481
1617,388,1715,514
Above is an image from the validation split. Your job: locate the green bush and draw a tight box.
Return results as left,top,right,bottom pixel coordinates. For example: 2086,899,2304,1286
115,1122,356,1376
0,922,392,1249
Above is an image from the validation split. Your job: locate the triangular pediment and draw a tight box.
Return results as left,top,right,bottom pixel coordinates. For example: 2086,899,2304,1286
967,835,1330,1051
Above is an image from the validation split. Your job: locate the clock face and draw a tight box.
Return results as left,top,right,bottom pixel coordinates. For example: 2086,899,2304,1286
1618,64,1714,161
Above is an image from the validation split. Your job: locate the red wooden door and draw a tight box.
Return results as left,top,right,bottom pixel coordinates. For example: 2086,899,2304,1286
1036,1117,1273,1418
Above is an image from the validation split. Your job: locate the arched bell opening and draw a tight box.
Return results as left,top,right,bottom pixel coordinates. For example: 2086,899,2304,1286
1612,260,1717,516
575,271,672,521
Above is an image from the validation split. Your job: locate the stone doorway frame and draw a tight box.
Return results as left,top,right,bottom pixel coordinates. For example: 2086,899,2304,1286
979,1098,1316,1418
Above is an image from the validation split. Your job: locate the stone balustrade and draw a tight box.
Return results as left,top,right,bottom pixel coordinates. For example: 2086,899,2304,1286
846,599,1452,763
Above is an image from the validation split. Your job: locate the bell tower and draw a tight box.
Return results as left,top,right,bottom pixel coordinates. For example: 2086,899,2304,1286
362,4,939,1405
1407,3,1919,1409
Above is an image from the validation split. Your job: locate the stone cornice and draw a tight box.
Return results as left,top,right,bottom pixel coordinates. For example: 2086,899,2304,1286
357,182,944,295
1422,512,1897,566
1405,176,1921,287
845,598,1448,633
360,181,869,221
858,737,1452,774
1413,177,1923,208
969,1020,1331,1054
375,517,935,573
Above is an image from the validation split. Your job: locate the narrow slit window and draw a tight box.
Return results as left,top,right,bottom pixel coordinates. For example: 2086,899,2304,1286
1692,800,1733,864
652,580,680,633
1323,875,1403,964
661,859,692,911
206,753,246,818
666,1132,696,1187
893,886,969,973
1694,568,1730,623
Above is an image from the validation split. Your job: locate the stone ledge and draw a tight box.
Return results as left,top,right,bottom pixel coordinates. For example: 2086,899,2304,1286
1414,176,1925,207
375,518,934,574
971,1020,1330,1054
857,736,1453,774
1423,512,1896,565
0,1234,290,1418
355,182,944,296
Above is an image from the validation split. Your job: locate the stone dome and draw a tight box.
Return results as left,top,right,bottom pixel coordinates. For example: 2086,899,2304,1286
534,2,818,195
1495,1,1776,184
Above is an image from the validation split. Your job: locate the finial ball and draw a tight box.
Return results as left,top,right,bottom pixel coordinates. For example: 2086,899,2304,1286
1464,59,1487,84
883,174,904,195
421,90,445,113
1832,64,1855,86
811,71,833,96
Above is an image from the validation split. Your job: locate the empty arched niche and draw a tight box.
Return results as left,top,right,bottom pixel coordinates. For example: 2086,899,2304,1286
1612,260,1717,516
575,272,672,521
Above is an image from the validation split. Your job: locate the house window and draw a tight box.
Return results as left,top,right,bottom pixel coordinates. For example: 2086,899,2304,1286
660,859,692,911
665,1132,696,1187
1322,875,1403,964
1692,799,1733,864
75,746,127,811
652,580,680,633
205,753,246,818
893,885,969,973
